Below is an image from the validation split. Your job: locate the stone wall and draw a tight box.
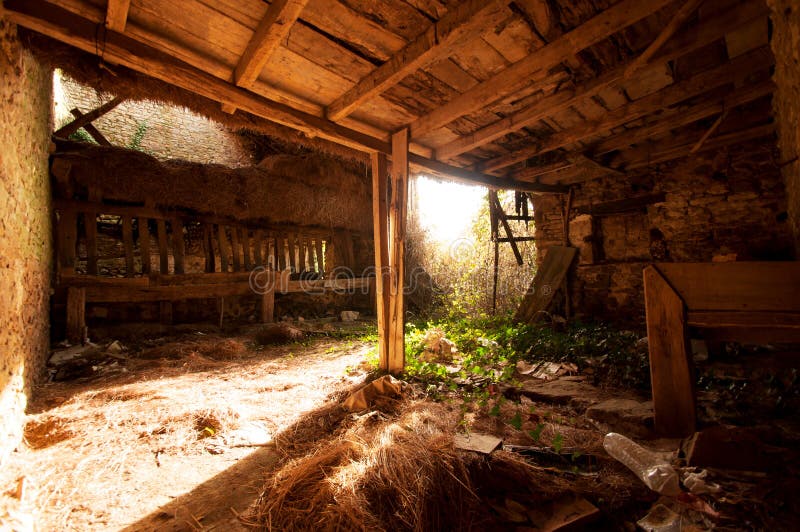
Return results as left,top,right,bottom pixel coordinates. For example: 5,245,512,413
768,0,800,253
0,18,53,464
53,74,253,167
532,139,793,324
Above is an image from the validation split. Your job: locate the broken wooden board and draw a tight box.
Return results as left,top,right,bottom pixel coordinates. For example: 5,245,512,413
454,432,501,454
514,246,576,323
526,494,601,531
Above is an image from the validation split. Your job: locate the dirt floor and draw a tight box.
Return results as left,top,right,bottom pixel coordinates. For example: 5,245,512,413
2,320,799,531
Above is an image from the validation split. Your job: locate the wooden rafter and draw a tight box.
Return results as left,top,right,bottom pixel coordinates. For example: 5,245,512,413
54,95,126,137
233,0,309,89
433,0,767,162
408,0,675,139
104,0,131,32
6,0,552,194
482,45,773,173
326,0,507,122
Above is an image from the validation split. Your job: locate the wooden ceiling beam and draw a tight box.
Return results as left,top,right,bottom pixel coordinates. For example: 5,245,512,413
481,45,773,173
407,0,675,139
326,0,507,122
105,0,131,32
5,0,550,193
233,0,310,89
434,0,768,161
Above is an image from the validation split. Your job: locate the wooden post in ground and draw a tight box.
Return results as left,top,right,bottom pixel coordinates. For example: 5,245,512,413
121,215,135,276
371,152,391,371
643,266,696,436
66,287,86,344
261,270,275,323
387,129,409,374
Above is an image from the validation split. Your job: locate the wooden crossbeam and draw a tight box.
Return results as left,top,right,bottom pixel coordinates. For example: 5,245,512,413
326,0,506,121
482,45,773,173
7,0,544,194
433,0,767,161
54,95,126,137
105,0,131,32
69,108,111,146
623,0,705,79
408,0,675,139
490,192,523,265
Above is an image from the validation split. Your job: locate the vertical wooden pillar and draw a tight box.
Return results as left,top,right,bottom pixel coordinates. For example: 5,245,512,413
372,152,391,371
140,218,151,274
85,211,98,275
261,270,275,323
242,228,252,270
218,225,230,272
230,225,241,271
315,238,325,274
643,266,696,436
387,129,409,374
203,223,216,273
157,219,169,274
172,218,185,274
253,229,264,266
122,215,135,277
66,287,86,344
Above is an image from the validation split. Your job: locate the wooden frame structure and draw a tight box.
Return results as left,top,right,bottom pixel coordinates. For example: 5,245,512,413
3,0,778,368
643,263,800,437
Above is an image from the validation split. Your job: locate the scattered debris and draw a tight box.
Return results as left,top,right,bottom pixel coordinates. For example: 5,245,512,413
603,433,680,496
519,379,603,409
586,398,655,439
342,375,407,412
419,328,457,362
636,503,682,532
454,432,501,454
254,323,304,345
681,469,721,495
48,343,100,366
516,360,578,380
106,340,126,354
527,494,601,531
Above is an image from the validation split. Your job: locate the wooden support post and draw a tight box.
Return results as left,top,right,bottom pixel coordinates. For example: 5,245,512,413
279,234,288,271
242,228,252,270
298,235,307,272
218,225,230,272
157,219,169,273
121,215,135,276
387,129,409,374
66,286,86,344
203,223,216,272
372,152,391,371
272,235,280,270
171,218,185,274
139,217,151,274
315,239,325,273
58,206,78,274
643,266,696,437
230,225,241,271
253,229,264,265
84,211,98,275
261,276,275,324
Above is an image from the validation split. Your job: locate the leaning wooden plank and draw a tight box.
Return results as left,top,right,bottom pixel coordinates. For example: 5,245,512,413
643,265,696,437
121,215,135,277
409,0,674,138
171,218,185,274
514,246,576,323
157,219,170,274
70,108,112,146
105,0,131,32
65,287,86,344
326,0,506,121
490,192,523,266
54,95,126,137
387,129,409,374
372,152,391,371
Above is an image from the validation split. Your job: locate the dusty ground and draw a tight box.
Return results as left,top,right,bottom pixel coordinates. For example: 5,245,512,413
0,323,373,531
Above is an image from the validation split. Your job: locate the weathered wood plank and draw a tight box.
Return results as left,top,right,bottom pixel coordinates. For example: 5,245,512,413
157,219,170,274
217,224,230,272
643,265,696,437
326,0,506,121
261,286,275,323
105,0,130,32
139,217,151,274
70,108,111,146
121,215,135,277
372,152,391,371
84,211,98,275
315,238,325,273
242,228,252,270
66,286,86,344
388,128,409,374
253,229,264,266
203,223,215,273
171,218,185,274
514,246,576,323
230,225,241,271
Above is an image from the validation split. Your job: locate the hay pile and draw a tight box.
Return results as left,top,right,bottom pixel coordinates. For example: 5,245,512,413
53,139,372,232
251,399,611,531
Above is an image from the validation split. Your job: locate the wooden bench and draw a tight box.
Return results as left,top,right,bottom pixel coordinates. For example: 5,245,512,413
643,262,800,437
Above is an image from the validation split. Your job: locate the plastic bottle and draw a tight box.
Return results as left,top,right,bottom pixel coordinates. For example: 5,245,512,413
603,432,681,496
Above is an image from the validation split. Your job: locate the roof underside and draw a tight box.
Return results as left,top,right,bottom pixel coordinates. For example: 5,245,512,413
5,0,776,191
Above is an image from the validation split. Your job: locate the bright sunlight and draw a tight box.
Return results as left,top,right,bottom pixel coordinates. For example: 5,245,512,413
413,176,486,245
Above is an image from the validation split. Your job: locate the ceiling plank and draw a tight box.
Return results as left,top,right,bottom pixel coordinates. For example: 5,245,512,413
481,45,773,173
105,0,131,32
6,0,548,193
408,0,675,139
325,0,507,122
433,0,767,161
623,0,705,79
233,0,310,88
